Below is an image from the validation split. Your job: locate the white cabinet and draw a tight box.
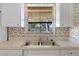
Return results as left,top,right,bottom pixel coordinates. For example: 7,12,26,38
56,3,74,27
0,49,79,56
0,4,7,43
1,3,24,27
24,50,79,56
24,50,60,56
0,27,7,43
0,50,22,56
0,4,1,26
60,50,79,56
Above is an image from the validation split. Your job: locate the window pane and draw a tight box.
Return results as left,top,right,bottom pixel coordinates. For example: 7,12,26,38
40,23,46,32
28,22,52,32
28,23,40,32
47,23,52,32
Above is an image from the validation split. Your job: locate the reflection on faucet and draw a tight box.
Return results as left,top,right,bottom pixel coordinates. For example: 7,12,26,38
38,37,41,45
38,37,42,45
38,36,48,45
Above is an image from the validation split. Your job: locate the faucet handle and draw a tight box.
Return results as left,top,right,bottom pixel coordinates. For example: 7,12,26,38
38,42,40,45
50,39,53,41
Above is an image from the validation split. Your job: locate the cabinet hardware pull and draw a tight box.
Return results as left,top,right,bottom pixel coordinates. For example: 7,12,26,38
70,52,72,54
0,11,1,13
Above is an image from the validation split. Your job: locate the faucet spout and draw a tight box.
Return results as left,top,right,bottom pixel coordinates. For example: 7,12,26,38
38,36,42,46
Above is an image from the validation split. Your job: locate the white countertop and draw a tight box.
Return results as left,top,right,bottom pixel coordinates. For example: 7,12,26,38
0,39,79,50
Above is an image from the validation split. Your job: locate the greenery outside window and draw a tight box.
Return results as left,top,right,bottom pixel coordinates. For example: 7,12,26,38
28,22,52,32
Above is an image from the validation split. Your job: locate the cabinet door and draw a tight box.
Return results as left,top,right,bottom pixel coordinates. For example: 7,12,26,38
0,27,7,43
60,50,79,56
56,3,74,27
0,50,22,56
24,50,60,56
0,4,1,26
60,3,74,27
1,3,24,27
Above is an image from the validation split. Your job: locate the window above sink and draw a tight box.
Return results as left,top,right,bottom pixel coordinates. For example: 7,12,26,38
25,3,56,33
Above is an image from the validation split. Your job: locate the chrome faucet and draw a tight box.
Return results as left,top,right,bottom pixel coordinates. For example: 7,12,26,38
38,36,48,46
38,36,43,46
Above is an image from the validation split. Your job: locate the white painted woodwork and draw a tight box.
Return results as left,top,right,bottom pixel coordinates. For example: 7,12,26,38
60,50,79,56
0,27,7,43
0,50,22,56
26,4,54,7
56,3,74,27
24,50,60,56
1,3,24,27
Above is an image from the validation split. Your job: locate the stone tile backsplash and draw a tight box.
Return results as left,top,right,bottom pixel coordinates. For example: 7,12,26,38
7,27,70,41
69,26,79,37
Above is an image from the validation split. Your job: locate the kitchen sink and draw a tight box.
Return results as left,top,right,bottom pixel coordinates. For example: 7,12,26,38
24,39,59,46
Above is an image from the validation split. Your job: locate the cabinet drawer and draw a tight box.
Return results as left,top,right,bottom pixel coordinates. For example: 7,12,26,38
0,50,22,56
24,50,60,56
60,50,79,56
